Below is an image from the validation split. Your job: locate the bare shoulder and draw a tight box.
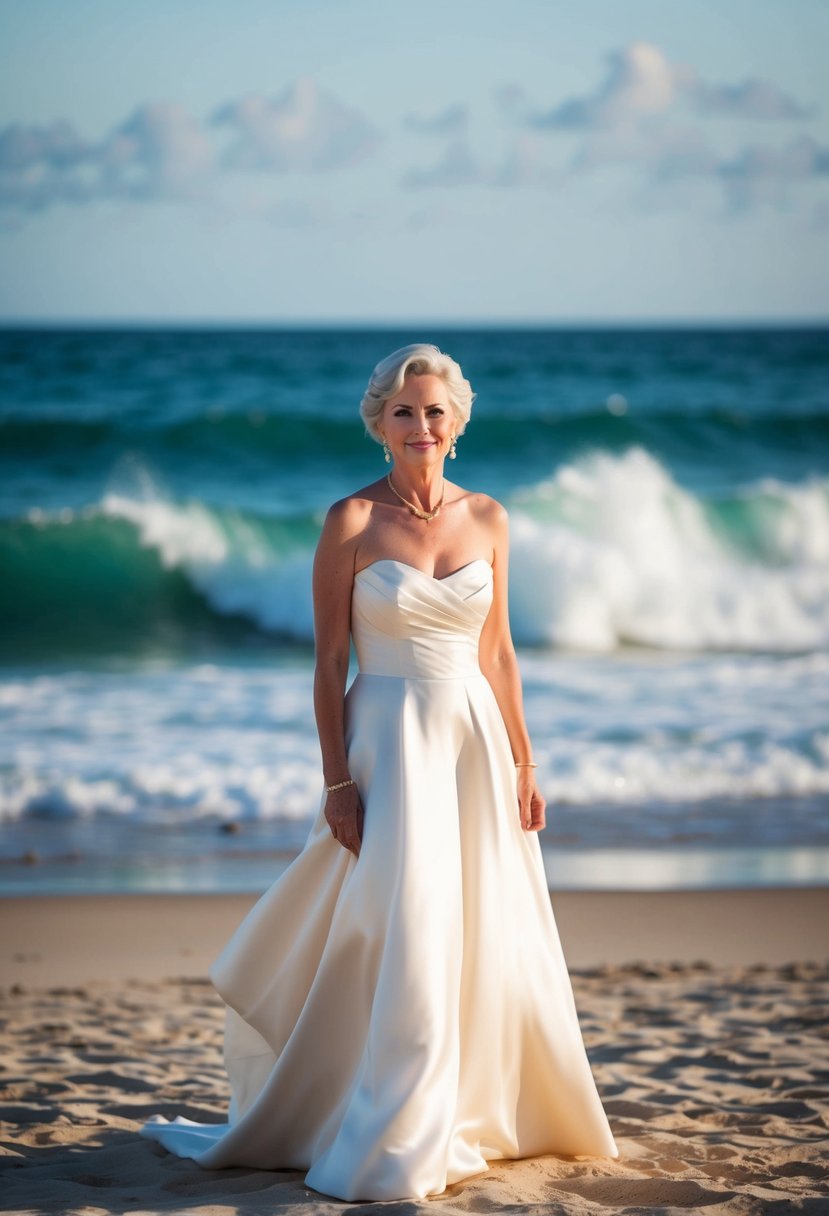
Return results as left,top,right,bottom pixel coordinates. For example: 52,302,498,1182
455,487,509,530
322,479,386,539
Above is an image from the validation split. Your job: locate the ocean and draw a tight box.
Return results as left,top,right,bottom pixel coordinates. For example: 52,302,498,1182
2,324,828,893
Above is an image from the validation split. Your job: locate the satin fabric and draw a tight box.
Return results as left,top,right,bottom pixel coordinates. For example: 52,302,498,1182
139,558,619,1200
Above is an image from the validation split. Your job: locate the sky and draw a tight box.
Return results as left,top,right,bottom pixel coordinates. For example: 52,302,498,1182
1,0,828,323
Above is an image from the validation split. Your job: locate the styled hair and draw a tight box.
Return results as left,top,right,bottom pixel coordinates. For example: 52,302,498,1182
359,343,475,444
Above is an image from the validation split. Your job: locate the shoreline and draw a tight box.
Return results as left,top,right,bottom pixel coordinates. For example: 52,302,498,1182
2,886,827,988
3,838,829,898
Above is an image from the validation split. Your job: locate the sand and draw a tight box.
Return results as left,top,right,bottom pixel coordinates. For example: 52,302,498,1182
1,888,828,1214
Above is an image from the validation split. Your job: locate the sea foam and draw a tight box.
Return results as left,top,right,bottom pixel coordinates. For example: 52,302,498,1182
508,448,829,652
1,651,828,835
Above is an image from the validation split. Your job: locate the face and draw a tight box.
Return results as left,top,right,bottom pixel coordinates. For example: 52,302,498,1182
379,373,456,467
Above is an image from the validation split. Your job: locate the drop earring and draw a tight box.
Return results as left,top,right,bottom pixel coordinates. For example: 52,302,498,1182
383,440,391,463
449,435,457,460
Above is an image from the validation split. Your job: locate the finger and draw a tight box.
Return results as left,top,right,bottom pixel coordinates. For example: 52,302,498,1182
345,815,361,856
349,808,362,855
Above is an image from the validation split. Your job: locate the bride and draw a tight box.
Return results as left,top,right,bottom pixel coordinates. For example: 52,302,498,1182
140,343,619,1200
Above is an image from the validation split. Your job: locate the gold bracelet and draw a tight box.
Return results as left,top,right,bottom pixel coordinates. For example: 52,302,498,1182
326,777,356,792
515,762,537,768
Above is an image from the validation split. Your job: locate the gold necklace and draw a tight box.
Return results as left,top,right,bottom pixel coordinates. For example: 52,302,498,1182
386,472,445,522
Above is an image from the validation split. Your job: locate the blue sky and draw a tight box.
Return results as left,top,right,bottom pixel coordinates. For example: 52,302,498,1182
1,0,827,322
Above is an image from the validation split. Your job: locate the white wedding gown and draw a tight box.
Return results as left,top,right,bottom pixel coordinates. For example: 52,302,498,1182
140,558,618,1200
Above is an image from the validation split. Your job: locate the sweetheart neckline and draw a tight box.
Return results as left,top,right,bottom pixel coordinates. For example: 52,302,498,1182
354,558,493,583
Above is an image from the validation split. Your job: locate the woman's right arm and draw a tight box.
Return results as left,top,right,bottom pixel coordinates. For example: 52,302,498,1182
311,498,366,855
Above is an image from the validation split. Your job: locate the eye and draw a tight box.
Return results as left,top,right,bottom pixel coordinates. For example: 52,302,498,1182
393,407,411,416
428,407,444,415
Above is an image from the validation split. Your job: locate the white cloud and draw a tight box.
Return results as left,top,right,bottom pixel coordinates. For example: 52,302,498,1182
0,120,99,210
491,42,822,213
524,42,812,131
399,44,816,205
0,80,381,216
1,53,822,224
212,78,380,172
0,120,92,172
530,42,690,130
0,104,215,212
101,103,215,201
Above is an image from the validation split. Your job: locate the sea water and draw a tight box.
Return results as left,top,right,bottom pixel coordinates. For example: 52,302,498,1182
1,325,827,892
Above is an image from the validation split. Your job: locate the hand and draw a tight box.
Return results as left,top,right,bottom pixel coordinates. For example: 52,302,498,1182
517,769,546,832
324,784,364,857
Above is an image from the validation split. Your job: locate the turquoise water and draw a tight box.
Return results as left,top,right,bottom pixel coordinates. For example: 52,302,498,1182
1,325,827,891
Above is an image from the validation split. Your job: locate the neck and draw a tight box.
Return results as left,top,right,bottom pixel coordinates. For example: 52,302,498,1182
388,465,445,510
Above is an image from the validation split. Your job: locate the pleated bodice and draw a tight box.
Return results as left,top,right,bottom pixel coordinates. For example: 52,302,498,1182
351,558,492,679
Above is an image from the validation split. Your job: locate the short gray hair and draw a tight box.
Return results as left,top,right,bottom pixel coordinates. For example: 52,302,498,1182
359,343,476,444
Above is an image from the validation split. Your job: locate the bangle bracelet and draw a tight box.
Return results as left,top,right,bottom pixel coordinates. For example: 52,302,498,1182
326,778,356,792
515,762,537,768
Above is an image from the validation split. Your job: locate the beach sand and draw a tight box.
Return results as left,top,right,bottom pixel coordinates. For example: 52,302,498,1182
1,888,828,1213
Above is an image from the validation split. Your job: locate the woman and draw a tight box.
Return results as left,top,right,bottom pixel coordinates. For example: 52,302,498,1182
140,343,618,1201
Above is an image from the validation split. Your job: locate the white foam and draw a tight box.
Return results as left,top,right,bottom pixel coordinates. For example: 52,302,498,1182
1,651,828,843
0,664,324,825
99,491,315,640
508,448,829,652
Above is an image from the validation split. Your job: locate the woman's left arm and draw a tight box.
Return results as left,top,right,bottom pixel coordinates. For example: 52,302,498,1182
477,499,546,833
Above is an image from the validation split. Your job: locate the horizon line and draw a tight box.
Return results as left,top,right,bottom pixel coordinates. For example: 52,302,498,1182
1,316,828,330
